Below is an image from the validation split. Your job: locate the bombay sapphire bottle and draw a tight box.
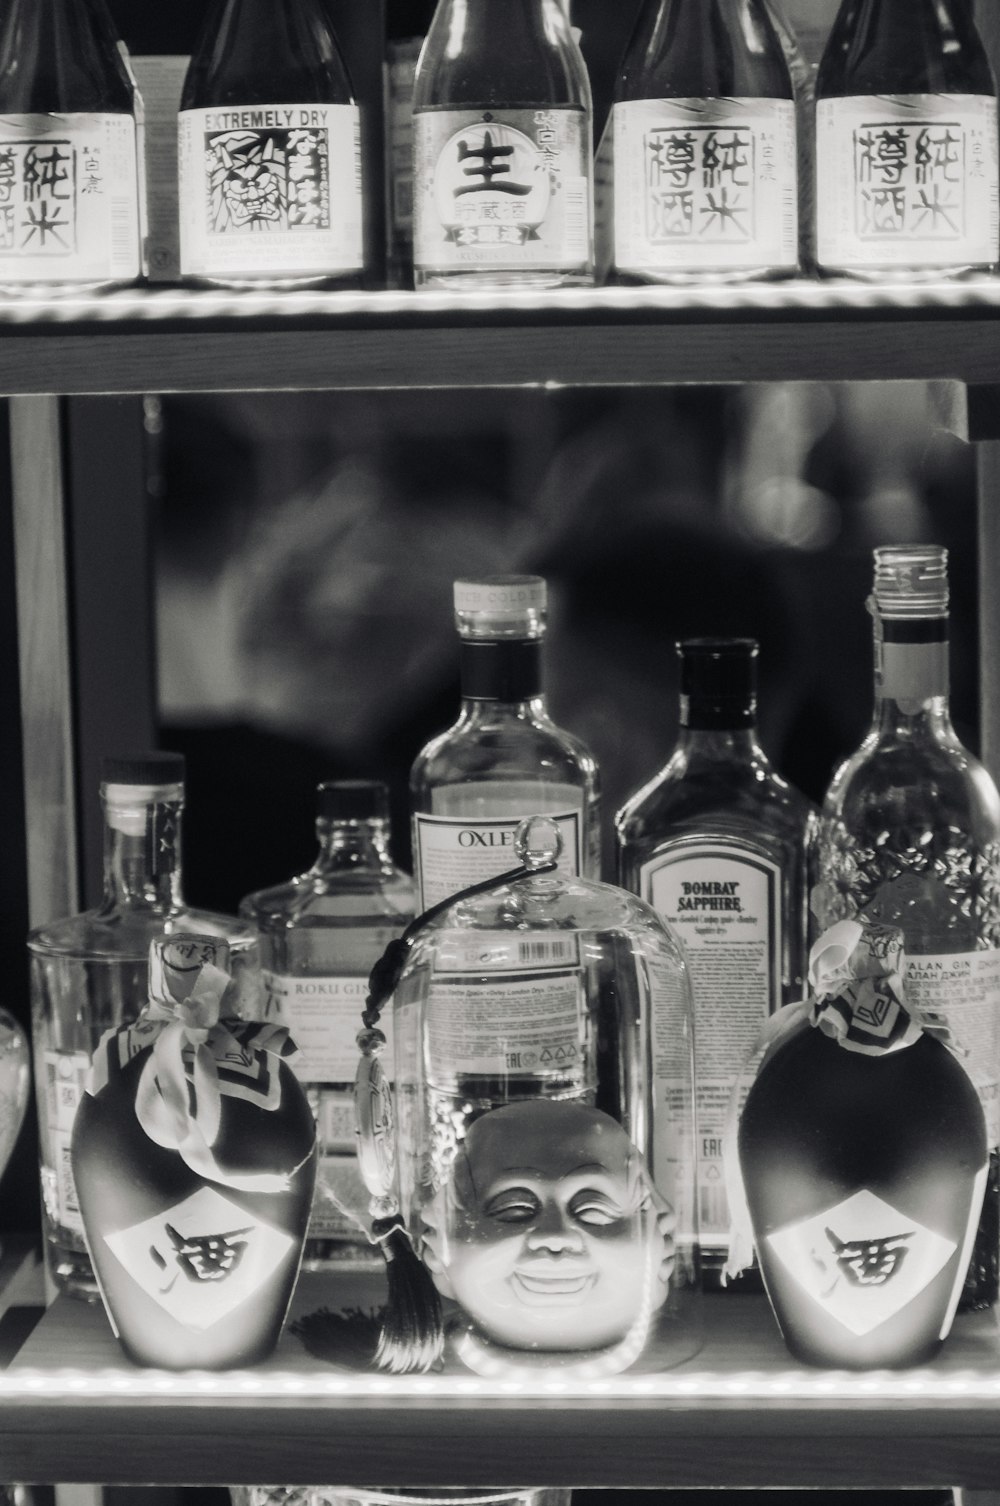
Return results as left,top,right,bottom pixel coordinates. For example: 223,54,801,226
240,780,415,1269
812,547,1000,1310
411,0,595,287
28,752,262,1299
815,0,999,279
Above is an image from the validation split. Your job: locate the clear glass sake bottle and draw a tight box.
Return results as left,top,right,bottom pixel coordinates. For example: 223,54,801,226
239,779,415,1269
410,575,601,911
609,0,799,283
815,0,999,279
178,0,364,289
615,638,815,1287
28,752,262,1300
0,0,143,291
812,546,1000,1310
411,0,595,288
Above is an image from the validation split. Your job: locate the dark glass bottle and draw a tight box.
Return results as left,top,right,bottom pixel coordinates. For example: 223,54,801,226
412,0,594,288
610,0,798,282
386,0,437,284
815,0,999,278
178,0,363,289
616,639,814,1286
0,0,142,290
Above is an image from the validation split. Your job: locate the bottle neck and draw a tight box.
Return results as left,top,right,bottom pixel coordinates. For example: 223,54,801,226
459,638,545,704
313,819,395,874
0,0,135,113
101,798,184,911
415,0,586,109
872,614,953,732
619,0,793,101
676,720,762,760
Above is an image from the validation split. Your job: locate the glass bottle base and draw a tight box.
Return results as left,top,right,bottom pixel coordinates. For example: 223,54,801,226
815,262,996,283
414,268,594,291
180,271,365,293
612,265,798,287
45,1230,101,1302
0,277,142,298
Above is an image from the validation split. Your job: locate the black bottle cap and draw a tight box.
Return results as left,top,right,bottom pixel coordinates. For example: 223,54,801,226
679,638,758,728
317,780,389,822
101,751,186,786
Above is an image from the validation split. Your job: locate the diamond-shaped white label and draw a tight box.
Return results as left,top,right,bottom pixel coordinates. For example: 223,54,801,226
766,1188,957,1336
104,1185,294,1331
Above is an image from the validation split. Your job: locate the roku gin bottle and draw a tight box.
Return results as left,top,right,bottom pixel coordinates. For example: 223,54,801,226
28,752,261,1299
240,780,415,1268
812,547,1000,1309
815,0,999,279
410,575,601,910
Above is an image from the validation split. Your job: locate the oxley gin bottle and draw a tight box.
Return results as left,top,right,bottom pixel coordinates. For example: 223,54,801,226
178,0,364,289
608,0,799,283
616,638,815,1287
0,0,143,291
812,547,1000,1309
815,0,999,279
410,575,601,911
28,752,261,1299
240,780,415,1268
411,0,595,288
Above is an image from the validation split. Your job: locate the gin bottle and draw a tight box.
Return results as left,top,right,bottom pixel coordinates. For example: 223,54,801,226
812,546,1000,1309
815,0,999,279
410,575,601,911
615,638,815,1286
178,0,363,289
610,0,798,283
240,780,415,1268
411,0,595,288
27,752,261,1299
0,0,143,291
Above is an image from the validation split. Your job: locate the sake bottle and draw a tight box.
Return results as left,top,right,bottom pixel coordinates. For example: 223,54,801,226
411,0,595,288
610,0,799,283
815,0,999,279
385,0,437,285
178,0,364,289
0,0,143,291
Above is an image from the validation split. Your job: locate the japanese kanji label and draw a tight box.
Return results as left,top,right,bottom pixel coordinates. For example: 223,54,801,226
816,94,999,270
178,103,363,279
0,113,140,283
611,97,798,274
413,106,591,276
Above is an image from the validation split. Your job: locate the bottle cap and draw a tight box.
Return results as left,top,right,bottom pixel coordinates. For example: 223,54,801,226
101,751,186,787
317,779,389,822
454,575,547,640
872,545,948,619
679,638,758,725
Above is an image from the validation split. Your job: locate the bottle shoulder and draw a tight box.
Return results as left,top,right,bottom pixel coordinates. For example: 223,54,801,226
822,728,1000,831
617,750,815,842
0,0,136,113
240,870,416,928
28,902,259,960
181,0,355,109
413,3,590,111
411,715,599,796
816,0,996,98
617,0,794,103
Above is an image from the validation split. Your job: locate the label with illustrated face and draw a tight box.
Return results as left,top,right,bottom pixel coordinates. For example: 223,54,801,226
426,969,587,1081
414,801,583,910
263,971,395,1084
104,1185,293,1329
611,97,798,273
642,843,781,1245
0,114,140,283
178,103,363,278
767,1187,964,1336
43,1050,91,1234
816,94,999,269
904,949,1000,1144
413,107,592,275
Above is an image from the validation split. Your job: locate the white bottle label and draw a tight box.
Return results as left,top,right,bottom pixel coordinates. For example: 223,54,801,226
413,106,591,274
262,971,394,1083
641,843,782,1245
0,114,140,283
178,103,363,278
611,97,798,273
815,94,999,269
42,1049,91,1234
904,948,1000,1144
414,793,584,910
426,968,586,1081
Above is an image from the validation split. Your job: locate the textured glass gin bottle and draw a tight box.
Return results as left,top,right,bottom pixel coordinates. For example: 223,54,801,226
610,0,798,283
411,0,595,288
28,752,262,1299
0,0,143,290
812,547,1000,1309
410,575,601,910
240,780,415,1268
815,0,999,279
616,638,815,1286
178,0,363,289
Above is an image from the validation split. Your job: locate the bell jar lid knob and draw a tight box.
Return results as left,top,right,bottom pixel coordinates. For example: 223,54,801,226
515,814,564,869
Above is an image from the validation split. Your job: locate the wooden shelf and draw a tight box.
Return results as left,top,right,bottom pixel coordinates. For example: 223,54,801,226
2,1272,1000,1489
2,280,1000,395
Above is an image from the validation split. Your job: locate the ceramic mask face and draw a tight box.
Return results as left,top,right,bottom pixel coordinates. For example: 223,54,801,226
421,1099,673,1353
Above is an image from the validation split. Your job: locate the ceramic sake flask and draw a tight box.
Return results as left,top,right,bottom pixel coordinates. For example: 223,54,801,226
71,934,317,1369
736,919,987,1369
